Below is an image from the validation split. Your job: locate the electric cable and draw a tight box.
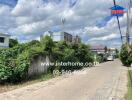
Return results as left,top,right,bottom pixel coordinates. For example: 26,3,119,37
113,0,123,44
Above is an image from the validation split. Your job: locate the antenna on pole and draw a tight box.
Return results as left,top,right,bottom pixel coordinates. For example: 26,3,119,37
61,17,66,32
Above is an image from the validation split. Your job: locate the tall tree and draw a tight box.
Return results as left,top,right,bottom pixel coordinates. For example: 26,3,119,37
104,46,107,53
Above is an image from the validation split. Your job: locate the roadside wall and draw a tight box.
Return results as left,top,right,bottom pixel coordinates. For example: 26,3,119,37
28,56,50,77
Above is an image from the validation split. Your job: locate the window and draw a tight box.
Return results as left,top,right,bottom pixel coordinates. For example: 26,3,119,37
0,37,5,43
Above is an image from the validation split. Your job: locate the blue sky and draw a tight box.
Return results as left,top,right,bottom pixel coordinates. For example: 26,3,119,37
96,16,112,28
0,0,129,48
0,0,17,7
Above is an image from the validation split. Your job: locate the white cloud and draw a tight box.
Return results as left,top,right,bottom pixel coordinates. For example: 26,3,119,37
0,0,128,48
88,33,118,41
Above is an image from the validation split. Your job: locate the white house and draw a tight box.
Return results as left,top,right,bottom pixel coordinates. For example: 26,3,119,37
90,45,105,54
0,33,10,48
72,35,81,44
41,31,73,43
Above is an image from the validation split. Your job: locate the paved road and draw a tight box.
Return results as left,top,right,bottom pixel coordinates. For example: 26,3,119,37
0,59,128,100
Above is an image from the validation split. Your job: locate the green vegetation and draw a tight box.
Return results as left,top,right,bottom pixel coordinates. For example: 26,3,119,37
125,70,132,100
0,36,94,84
0,43,40,83
9,39,19,48
120,44,132,67
0,72,53,93
52,41,94,71
97,54,105,63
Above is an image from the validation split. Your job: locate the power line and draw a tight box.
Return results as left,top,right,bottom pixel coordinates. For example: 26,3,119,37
113,0,116,5
112,0,123,44
130,0,132,5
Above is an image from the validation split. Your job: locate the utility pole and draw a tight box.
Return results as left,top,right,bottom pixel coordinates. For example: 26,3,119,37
129,0,132,45
126,0,132,45
113,0,116,5
126,10,130,45
126,0,132,53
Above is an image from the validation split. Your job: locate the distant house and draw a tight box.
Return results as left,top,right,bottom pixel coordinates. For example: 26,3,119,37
41,31,82,44
72,35,81,44
90,45,105,54
62,32,72,43
41,31,73,43
108,48,116,55
0,33,10,48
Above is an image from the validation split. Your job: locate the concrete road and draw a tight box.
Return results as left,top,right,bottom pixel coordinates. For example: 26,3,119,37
0,59,128,100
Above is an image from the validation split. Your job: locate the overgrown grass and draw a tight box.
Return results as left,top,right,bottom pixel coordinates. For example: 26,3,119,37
0,72,53,93
125,70,132,100
18,72,53,86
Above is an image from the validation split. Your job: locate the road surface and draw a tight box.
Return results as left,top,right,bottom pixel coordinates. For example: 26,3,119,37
0,59,128,100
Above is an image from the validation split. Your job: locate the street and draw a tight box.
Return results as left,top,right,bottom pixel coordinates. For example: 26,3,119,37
0,60,128,100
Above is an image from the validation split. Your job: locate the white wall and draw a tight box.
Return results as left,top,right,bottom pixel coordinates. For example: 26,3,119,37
52,32,64,42
43,31,64,42
0,36,10,48
28,56,50,77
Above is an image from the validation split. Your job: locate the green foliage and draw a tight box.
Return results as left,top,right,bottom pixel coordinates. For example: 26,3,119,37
11,52,30,83
9,39,19,48
115,49,119,58
97,54,107,63
97,54,103,63
27,40,41,47
40,35,54,55
120,44,131,67
76,44,93,63
0,40,45,83
28,47,45,60
0,64,12,83
0,35,94,83
40,35,55,73
125,70,132,100
52,42,94,71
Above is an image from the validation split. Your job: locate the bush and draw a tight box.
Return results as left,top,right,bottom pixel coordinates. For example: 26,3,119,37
9,39,19,48
97,54,105,63
0,41,45,83
52,42,94,71
28,47,45,60
0,36,94,83
120,44,131,67
0,64,12,83
12,52,30,82
60,48,80,71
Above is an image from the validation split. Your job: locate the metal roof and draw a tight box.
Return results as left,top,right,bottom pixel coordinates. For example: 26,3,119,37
0,33,10,37
90,45,105,50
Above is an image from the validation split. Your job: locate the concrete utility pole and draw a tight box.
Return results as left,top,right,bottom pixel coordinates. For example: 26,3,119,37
126,0,132,45
126,10,130,45
126,0,132,53
129,0,132,45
